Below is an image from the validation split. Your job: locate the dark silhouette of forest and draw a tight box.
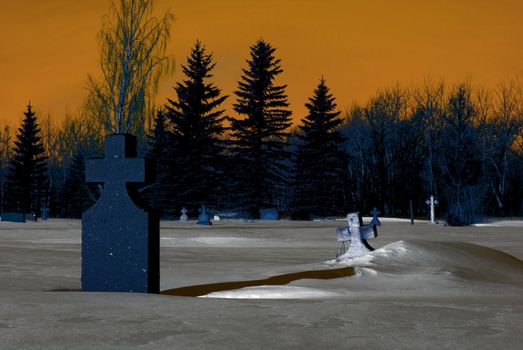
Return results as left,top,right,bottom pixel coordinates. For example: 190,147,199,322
1,1,522,225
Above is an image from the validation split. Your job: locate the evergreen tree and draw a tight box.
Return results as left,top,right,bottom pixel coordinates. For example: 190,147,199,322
293,78,347,217
58,152,97,218
4,103,49,214
147,109,169,161
230,39,292,217
143,109,169,211
0,124,12,214
162,40,227,214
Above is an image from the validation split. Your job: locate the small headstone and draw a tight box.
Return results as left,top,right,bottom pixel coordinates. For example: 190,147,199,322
197,204,211,225
1,212,25,222
82,134,159,293
369,207,381,226
213,215,221,222
180,207,188,221
260,208,278,220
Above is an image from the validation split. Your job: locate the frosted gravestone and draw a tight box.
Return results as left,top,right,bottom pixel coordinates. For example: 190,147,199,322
337,212,378,258
180,207,188,221
82,134,159,293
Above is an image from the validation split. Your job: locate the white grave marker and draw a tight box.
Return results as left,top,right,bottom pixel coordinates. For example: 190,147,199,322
425,195,439,224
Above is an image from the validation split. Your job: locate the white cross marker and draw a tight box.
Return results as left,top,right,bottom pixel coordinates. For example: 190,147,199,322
425,195,439,224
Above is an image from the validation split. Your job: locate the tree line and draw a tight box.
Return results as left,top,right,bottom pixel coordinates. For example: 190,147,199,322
2,38,522,225
1,0,522,225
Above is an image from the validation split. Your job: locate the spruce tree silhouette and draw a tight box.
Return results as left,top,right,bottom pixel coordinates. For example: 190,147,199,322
230,39,292,217
147,109,169,162
143,109,169,211
293,78,347,217
161,40,227,214
4,103,49,215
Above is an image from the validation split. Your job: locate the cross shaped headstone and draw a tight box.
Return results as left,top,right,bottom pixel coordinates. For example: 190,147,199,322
82,134,159,293
425,195,439,224
336,212,378,259
180,207,188,221
369,207,381,226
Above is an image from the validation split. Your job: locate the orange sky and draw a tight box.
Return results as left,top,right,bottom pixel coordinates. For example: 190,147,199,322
1,0,522,129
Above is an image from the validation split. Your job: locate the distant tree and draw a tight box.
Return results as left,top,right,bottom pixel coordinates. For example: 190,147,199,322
56,113,104,162
341,105,373,210
230,39,292,217
476,81,523,215
293,78,347,217
147,109,169,162
0,124,12,214
40,113,64,217
57,152,98,218
412,79,446,197
4,104,49,215
159,40,228,214
363,85,414,215
86,0,174,136
142,109,169,211
437,83,485,225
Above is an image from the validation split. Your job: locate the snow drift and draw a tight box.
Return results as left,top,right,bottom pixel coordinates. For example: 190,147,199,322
201,240,523,299
338,240,523,283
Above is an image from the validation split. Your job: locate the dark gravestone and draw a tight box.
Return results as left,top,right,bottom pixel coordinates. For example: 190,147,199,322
82,134,159,293
369,207,381,226
1,212,25,222
197,204,211,225
260,208,279,220
25,213,36,222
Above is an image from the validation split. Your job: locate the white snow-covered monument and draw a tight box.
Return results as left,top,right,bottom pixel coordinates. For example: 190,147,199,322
336,212,378,259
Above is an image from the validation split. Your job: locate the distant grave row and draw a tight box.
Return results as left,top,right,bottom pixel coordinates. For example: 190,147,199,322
1,211,47,222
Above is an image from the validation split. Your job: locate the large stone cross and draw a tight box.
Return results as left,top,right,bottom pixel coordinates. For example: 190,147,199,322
82,134,159,293
86,135,145,193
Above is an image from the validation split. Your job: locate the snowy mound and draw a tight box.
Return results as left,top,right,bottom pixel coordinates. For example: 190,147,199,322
338,240,523,284
203,240,522,299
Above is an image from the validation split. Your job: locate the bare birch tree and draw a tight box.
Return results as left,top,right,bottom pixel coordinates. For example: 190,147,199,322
412,78,446,197
87,0,175,135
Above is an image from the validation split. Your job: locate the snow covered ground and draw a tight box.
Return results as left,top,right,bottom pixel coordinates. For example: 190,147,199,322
0,218,522,349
